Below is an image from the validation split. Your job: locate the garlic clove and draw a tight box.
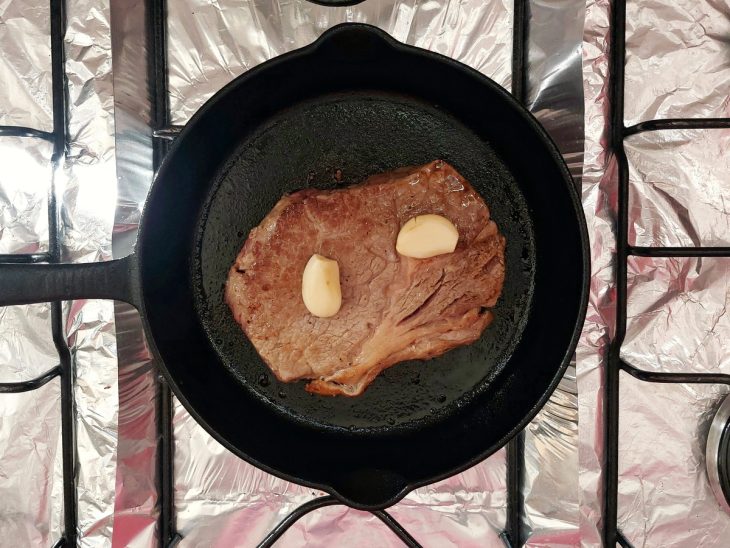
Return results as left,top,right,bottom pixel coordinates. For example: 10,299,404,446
301,254,342,318
396,214,459,259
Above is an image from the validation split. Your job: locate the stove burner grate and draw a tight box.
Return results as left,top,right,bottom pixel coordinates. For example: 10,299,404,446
602,0,730,545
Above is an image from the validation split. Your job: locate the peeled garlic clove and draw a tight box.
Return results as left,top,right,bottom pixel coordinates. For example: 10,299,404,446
302,254,342,318
396,214,459,259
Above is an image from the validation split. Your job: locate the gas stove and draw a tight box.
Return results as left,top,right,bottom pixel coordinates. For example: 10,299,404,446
0,0,728,546
582,0,730,545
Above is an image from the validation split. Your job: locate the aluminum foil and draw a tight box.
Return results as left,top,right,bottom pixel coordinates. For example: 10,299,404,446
620,253,730,543
1,0,119,546
618,373,730,546
1,0,587,546
522,1,584,544
0,381,64,547
62,1,120,545
166,0,513,125
580,0,730,546
0,137,52,253
0,2,59,547
626,129,730,247
0,0,53,131
578,1,617,544
617,256,730,545
0,5,58,533
623,0,730,126
109,0,165,544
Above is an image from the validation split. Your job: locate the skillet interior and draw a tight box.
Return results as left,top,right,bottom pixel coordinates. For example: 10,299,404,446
195,92,535,430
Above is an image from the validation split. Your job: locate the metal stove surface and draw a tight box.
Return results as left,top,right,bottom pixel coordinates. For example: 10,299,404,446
0,0,583,546
3,0,729,546
580,0,730,546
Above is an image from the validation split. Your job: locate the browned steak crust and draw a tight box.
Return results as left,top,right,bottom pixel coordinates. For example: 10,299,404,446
225,160,506,396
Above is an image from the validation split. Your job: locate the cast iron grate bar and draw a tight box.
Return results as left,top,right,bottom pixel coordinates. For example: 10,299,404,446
0,126,55,140
157,377,179,547
603,0,730,545
153,125,184,140
624,118,730,137
0,365,62,394
504,431,526,547
49,0,77,545
630,246,730,258
503,0,528,546
511,0,528,106
147,0,178,545
616,530,634,548
620,361,730,386
373,509,423,547
0,0,76,545
0,253,52,263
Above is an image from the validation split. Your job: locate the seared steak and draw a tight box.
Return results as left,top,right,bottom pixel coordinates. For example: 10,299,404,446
225,160,506,396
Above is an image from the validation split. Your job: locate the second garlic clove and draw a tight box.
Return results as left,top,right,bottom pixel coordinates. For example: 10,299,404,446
396,214,459,259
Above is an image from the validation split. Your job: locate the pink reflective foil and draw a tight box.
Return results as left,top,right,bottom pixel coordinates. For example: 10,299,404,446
1,0,118,545
20,0,730,545
580,0,730,546
0,0,585,544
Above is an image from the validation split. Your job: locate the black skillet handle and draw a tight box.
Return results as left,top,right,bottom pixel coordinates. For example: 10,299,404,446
0,254,140,308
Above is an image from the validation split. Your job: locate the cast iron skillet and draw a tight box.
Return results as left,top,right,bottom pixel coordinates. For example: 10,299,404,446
0,24,589,509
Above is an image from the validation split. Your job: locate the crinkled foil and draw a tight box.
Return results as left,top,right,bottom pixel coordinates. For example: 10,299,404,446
578,1,615,544
62,0,120,545
623,0,730,126
166,0,514,125
1,0,118,546
0,137,52,253
580,0,730,546
617,256,730,546
109,0,162,545
0,0,53,131
523,0,584,544
0,381,64,546
2,0,587,546
626,129,730,247
0,2,58,547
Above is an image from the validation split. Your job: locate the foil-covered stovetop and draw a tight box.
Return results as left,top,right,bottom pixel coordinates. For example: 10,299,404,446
1,0,729,546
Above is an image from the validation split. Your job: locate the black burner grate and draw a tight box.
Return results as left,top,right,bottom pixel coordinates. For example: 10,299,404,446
0,1,78,547
603,0,730,546
0,0,533,546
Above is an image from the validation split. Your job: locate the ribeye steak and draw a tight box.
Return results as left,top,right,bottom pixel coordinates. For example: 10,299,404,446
225,160,506,396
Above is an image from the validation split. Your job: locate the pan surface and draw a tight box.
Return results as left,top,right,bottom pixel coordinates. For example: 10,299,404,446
196,92,534,430
136,24,588,507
